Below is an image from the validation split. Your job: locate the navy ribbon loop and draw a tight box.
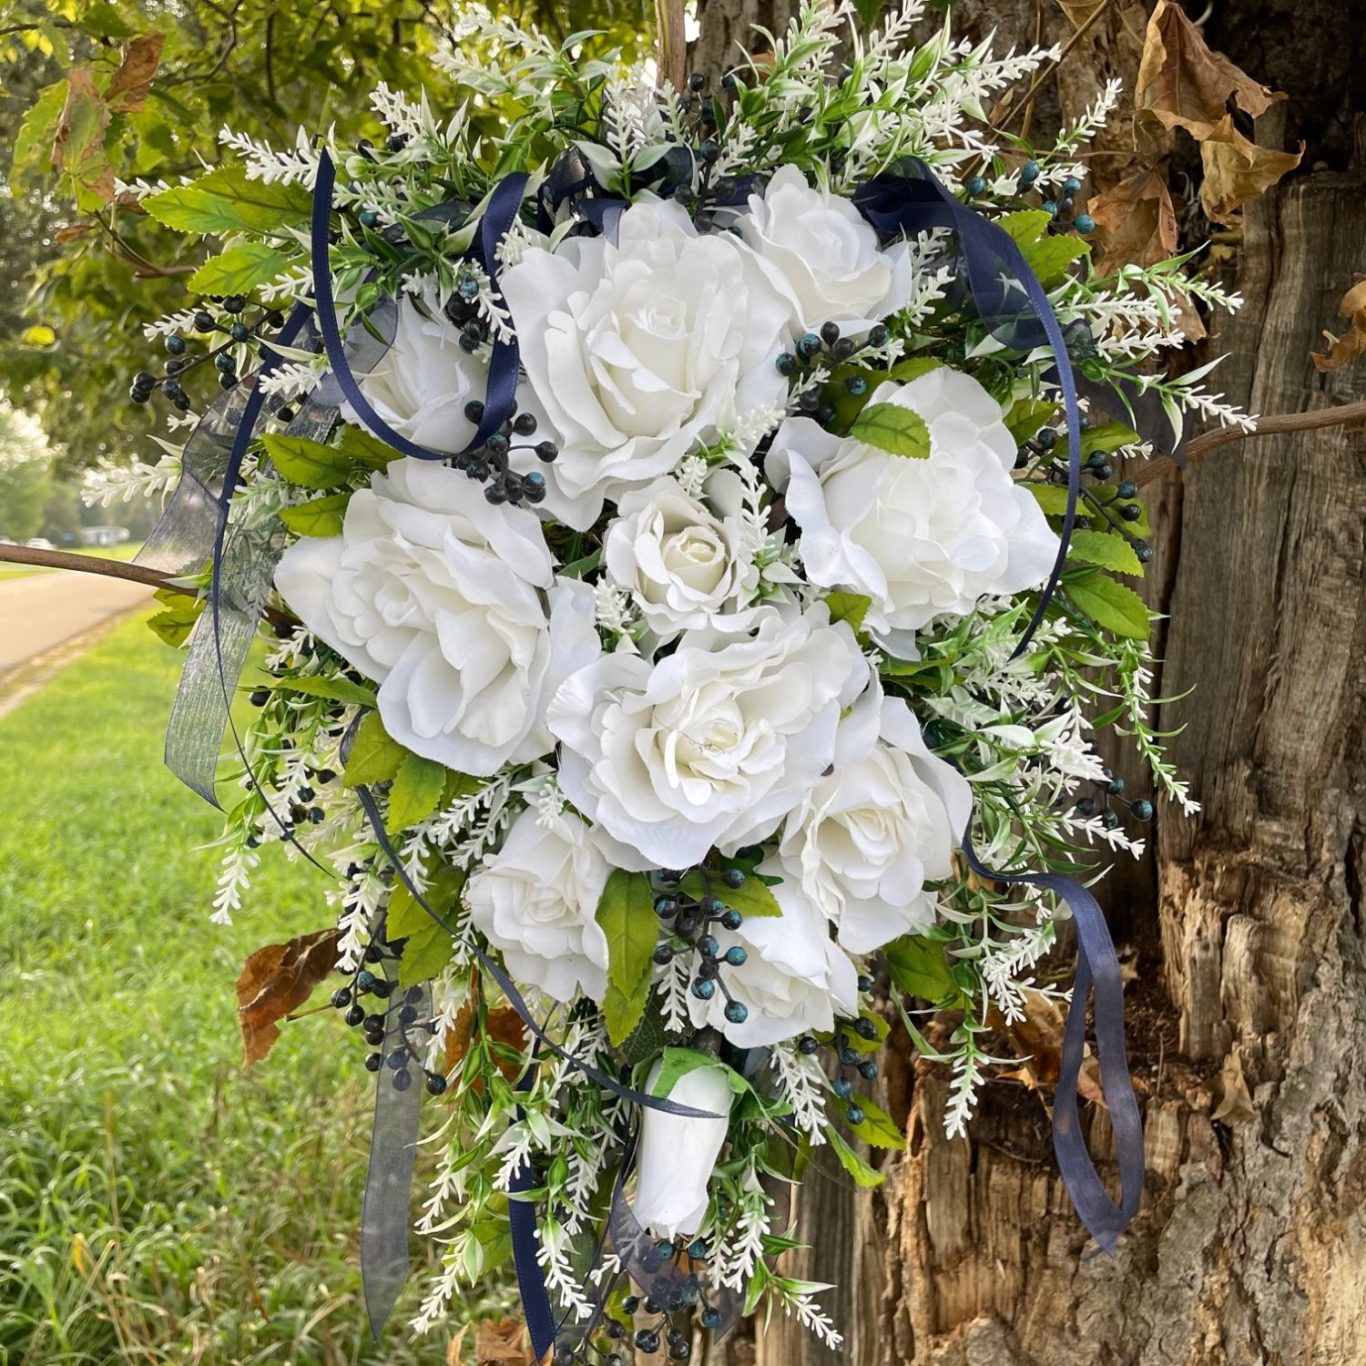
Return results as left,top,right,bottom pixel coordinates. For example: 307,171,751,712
311,150,528,460
960,830,1144,1252
852,163,1082,659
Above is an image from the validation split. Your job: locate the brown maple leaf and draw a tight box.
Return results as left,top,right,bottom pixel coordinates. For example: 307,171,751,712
1087,168,1179,276
235,928,343,1065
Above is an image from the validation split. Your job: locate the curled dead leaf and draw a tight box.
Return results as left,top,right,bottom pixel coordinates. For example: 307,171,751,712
474,1316,535,1364
235,928,342,1064
105,31,165,113
998,990,1108,1107
443,1000,527,1091
1311,278,1366,373
1054,0,1108,28
1136,0,1283,141
1199,115,1303,223
1087,168,1178,276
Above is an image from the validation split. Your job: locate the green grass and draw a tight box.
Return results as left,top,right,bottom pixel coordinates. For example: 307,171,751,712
0,613,454,1364
0,543,145,583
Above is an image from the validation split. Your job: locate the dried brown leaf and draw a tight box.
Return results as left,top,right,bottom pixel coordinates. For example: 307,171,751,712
1311,277,1366,373
1198,115,1302,223
1136,0,1283,140
52,69,115,204
235,928,342,1064
1211,1046,1255,1124
442,1001,527,1092
1087,167,1178,276
474,1317,534,1364
998,990,1107,1107
1055,0,1108,28
106,31,165,113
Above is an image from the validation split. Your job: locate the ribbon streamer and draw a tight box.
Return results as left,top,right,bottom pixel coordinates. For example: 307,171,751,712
852,163,1083,659
507,1058,559,1362
960,830,1144,1252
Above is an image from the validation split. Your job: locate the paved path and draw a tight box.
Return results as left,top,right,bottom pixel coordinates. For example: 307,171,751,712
0,572,152,674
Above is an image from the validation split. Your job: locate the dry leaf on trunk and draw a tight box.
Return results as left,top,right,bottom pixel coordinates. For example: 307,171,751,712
473,1316,536,1364
1199,115,1302,223
1135,0,1283,140
1087,167,1178,276
1211,1045,1255,1124
996,991,1106,1106
1311,277,1366,373
105,32,165,113
1055,0,1108,28
235,928,342,1064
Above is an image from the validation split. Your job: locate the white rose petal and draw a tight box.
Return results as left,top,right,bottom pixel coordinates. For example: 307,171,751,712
740,165,912,336
602,470,764,642
501,199,791,530
775,682,973,953
548,607,870,871
465,807,611,1002
274,458,601,775
768,366,1060,657
689,866,860,1047
341,293,487,454
632,1058,734,1239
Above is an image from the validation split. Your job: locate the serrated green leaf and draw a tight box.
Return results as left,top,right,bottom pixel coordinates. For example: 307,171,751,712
848,1096,906,1150
334,424,400,469
1077,421,1141,458
280,492,350,538
883,935,957,1003
823,591,871,634
997,210,1090,286
648,1047,744,1100
1004,396,1058,444
388,752,447,832
842,1010,890,1056
851,402,931,458
1026,483,1072,516
622,993,672,1066
1065,571,1152,640
825,1125,884,1188
720,873,783,919
11,83,66,189
261,433,352,490
595,870,659,1045
145,165,313,235
188,243,291,296
342,711,405,787
271,674,377,708
389,865,464,987
1068,528,1143,576
146,599,203,648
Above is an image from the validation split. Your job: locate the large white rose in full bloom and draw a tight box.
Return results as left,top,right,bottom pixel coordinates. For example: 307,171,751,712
500,199,791,530
465,807,611,1002
740,165,912,336
602,470,763,642
774,682,973,953
274,459,600,775
547,606,870,871
633,1057,734,1239
689,865,860,1047
767,366,1059,658
341,293,486,454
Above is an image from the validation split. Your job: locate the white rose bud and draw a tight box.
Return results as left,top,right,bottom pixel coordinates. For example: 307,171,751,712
633,1058,735,1240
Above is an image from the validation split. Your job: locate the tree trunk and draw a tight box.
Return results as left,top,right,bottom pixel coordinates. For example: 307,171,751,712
691,2,1366,1362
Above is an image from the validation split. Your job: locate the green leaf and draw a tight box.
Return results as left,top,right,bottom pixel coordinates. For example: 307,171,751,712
1065,571,1152,640
1004,396,1057,444
997,210,1091,286
1077,421,1141,458
271,674,377,708
622,994,672,1066
334,424,400,469
279,492,350,538
825,1125,884,1188
648,1047,744,1100
842,1010,890,1056
883,935,957,1004
389,865,465,987
595,870,659,1045
884,356,945,385
261,434,352,490
823,591,870,634
1068,528,1143,576
145,164,313,235
848,1097,906,1150
342,711,405,788
388,752,447,832
11,82,67,188
1026,483,1072,516
677,867,784,918
851,402,931,458
146,599,204,648
188,243,291,296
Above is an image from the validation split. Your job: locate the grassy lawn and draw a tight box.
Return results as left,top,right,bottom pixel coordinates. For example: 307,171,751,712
0,543,146,583
0,612,455,1364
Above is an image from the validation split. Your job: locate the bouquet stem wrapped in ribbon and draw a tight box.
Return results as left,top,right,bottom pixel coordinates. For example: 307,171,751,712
120,1,1241,1356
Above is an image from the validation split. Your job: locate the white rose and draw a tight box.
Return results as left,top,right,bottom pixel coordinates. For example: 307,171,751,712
547,607,870,871
740,165,912,336
465,807,611,1002
768,366,1059,658
274,458,601,775
602,470,763,642
633,1057,735,1239
341,293,486,454
774,683,973,953
501,199,791,531
689,865,860,1047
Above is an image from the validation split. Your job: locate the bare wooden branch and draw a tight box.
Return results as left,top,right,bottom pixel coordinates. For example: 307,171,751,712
655,0,687,92
0,544,187,592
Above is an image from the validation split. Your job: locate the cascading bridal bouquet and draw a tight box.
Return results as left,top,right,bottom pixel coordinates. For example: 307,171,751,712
105,0,1251,1358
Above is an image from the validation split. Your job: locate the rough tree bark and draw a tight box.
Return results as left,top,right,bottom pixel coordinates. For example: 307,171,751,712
690,3,1366,1363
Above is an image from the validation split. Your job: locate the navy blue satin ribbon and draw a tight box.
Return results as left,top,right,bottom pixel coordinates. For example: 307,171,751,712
310,151,527,459
852,166,1082,659
508,1056,558,1362
960,830,1143,1252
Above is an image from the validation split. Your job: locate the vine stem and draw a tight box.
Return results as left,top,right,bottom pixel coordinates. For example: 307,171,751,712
1132,398,1366,488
